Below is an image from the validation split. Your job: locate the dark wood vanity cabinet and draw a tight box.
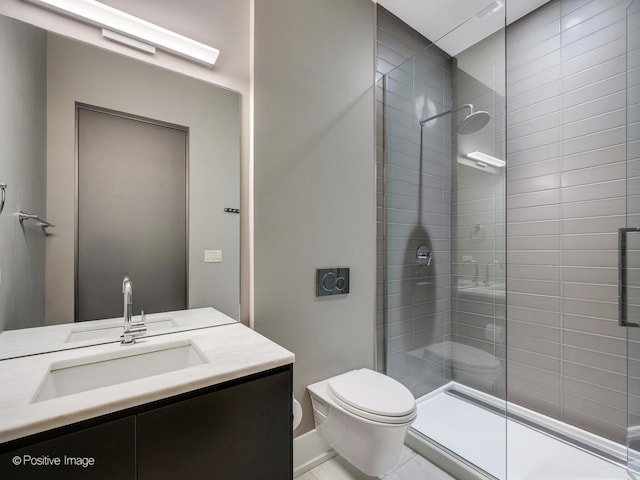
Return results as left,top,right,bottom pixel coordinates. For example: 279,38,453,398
0,417,135,480
0,365,293,480
137,367,293,480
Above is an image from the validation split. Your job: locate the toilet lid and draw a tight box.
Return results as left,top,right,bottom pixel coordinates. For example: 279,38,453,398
327,369,416,423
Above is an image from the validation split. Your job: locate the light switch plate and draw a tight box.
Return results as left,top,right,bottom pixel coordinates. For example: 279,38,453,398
204,250,222,263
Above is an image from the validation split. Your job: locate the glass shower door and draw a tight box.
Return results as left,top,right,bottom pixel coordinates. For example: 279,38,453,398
626,0,640,474
377,4,507,478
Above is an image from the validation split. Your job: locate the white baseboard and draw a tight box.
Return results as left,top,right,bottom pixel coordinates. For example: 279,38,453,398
293,429,336,478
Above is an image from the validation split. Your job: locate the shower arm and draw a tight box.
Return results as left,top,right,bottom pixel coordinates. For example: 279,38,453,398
419,103,473,127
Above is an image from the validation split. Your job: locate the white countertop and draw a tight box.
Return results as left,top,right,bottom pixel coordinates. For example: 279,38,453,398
0,323,294,444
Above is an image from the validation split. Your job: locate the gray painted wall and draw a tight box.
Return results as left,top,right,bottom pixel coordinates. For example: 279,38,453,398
376,6,455,398
0,16,46,331
254,0,376,436
505,0,629,442
46,35,240,325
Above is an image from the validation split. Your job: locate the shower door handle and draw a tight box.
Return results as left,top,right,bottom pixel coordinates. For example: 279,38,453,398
619,227,640,327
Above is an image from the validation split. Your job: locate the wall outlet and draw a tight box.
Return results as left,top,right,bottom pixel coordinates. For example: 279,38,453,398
462,255,473,262
204,250,222,263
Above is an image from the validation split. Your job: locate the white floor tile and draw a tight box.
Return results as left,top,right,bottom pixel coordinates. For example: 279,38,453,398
385,455,456,480
309,455,377,480
296,471,318,480
396,445,418,467
301,447,453,480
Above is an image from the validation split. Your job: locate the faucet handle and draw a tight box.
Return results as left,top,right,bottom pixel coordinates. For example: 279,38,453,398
122,310,147,345
131,310,147,329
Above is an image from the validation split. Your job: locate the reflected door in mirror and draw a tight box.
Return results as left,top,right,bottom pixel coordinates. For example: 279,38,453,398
77,107,187,322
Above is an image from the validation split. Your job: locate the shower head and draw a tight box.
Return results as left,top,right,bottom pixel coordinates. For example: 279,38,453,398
457,109,490,134
419,103,490,135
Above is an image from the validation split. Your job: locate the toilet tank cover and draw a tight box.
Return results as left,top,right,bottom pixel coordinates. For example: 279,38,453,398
327,368,416,417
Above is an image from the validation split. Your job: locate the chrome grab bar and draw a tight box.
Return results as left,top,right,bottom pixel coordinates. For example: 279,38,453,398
18,211,55,231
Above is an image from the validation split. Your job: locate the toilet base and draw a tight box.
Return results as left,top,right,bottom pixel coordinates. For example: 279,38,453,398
313,397,410,476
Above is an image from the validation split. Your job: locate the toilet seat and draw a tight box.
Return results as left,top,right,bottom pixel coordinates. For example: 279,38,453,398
327,369,416,425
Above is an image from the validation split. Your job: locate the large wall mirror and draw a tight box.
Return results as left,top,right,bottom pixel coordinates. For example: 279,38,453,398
0,14,240,359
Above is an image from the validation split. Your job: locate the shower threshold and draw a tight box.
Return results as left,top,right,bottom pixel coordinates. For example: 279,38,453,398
410,382,629,479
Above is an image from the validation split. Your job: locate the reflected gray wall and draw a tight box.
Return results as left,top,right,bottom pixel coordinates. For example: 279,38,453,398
0,16,46,331
254,0,375,436
376,6,454,398
46,34,240,325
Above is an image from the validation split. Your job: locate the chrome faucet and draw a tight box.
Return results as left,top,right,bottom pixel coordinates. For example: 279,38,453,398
462,259,478,285
121,275,146,345
484,260,504,285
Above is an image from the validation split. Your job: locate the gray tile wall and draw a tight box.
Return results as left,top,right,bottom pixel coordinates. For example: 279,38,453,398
505,0,629,443
376,6,454,397
378,0,630,444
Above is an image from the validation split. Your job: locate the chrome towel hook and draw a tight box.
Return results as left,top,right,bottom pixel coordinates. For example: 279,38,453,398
0,183,6,214
18,211,55,233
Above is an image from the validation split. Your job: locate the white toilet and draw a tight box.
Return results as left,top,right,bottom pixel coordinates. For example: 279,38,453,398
307,368,417,476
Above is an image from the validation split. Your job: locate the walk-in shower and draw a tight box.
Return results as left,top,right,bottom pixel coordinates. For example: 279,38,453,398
377,0,639,478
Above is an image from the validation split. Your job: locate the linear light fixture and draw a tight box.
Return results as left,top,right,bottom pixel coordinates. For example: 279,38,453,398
465,151,506,168
23,0,220,66
102,28,156,54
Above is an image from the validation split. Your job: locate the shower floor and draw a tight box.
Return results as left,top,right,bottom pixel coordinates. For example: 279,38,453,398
413,384,628,479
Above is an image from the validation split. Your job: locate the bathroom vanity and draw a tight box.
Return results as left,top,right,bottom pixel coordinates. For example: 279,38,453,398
0,324,294,479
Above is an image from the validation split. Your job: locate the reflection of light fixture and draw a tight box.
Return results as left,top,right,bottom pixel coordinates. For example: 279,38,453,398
23,0,220,66
475,1,503,19
465,151,505,168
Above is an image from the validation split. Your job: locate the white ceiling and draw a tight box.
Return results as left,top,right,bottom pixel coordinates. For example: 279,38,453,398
376,0,551,56
84,1,548,60
80,1,549,73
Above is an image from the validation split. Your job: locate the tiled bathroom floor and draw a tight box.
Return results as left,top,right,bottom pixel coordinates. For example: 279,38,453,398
297,446,455,480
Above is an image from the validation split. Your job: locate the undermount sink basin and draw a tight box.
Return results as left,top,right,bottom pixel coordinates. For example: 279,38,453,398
65,316,177,343
32,341,207,403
